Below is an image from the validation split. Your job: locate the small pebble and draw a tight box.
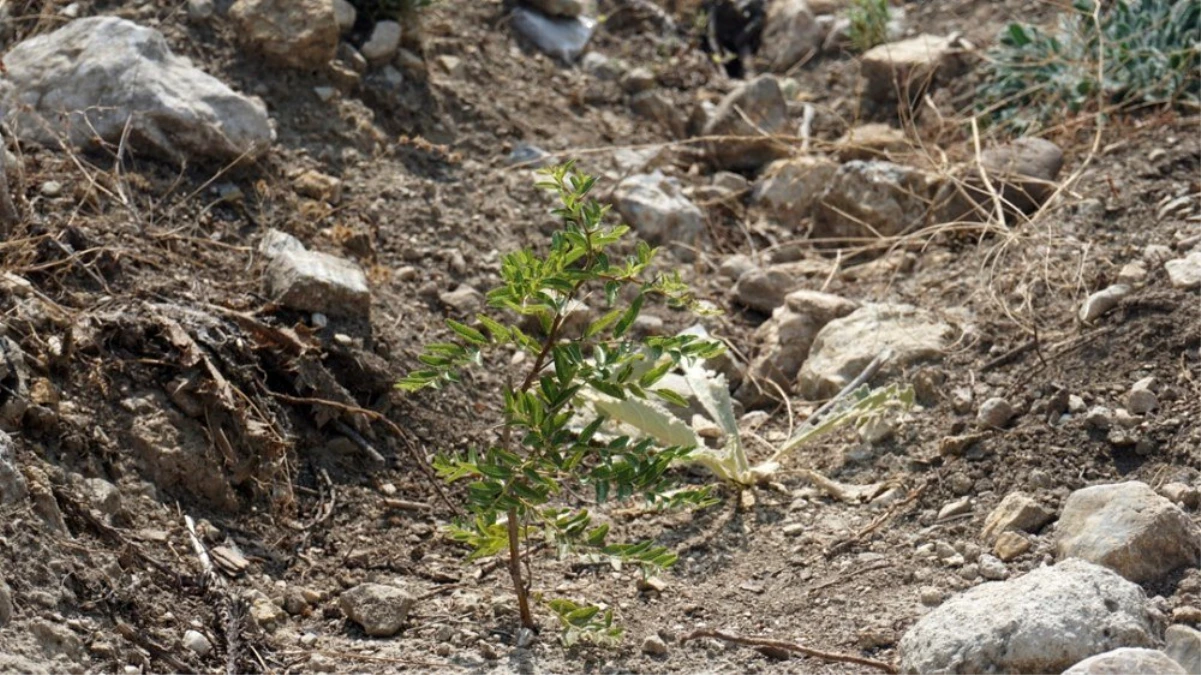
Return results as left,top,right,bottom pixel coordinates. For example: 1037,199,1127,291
478,641,500,660
1116,262,1147,286
642,634,669,656
951,387,973,414
333,0,356,32
958,564,980,581
947,473,973,495
957,541,982,563
856,627,894,650
919,586,944,606
40,181,63,198
637,577,668,593
1127,377,1158,415
1173,606,1201,623
435,643,453,656
933,541,957,560
1084,406,1112,430
718,254,755,281
977,397,1014,429
1144,244,1175,266
182,629,212,656
1078,284,1130,323
978,554,1008,580
299,632,318,647
1067,395,1086,413
993,531,1031,561
621,67,656,94
1113,408,1140,428
187,0,214,20
1161,483,1201,509
938,498,971,520
516,627,535,648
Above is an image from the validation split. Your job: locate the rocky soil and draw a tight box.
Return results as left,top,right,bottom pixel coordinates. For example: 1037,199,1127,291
0,0,1198,673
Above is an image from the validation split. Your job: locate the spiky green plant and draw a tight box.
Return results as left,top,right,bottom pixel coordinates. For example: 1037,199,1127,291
977,0,1200,131
847,0,892,52
398,163,722,645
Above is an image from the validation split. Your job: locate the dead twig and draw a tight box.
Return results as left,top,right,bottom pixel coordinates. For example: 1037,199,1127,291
186,515,243,675
681,628,897,673
807,560,893,594
980,338,1038,373
823,480,930,559
333,419,387,465
383,498,431,511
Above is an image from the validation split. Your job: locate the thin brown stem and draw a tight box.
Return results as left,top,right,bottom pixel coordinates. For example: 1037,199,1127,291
500,199,599,632
506,506,535,629
681,629,897,673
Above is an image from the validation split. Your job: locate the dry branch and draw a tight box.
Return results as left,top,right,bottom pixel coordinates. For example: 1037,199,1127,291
682,628,898,673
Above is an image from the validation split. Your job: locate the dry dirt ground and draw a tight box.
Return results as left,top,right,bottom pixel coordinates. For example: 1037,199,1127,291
0,0,1199,673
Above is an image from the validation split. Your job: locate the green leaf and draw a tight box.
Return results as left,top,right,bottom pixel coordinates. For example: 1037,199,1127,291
476,314,511,342
590,379,626,400
585,523,609,546
613,293,644,338
637,357,673,389
447,319,487,345
652,388,690,408
585,308,622,339
566,605,600,624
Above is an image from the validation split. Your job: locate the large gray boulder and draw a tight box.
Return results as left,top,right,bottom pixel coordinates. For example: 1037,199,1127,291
798,303,951,400
510,6,596,63
860,33,961,105
229,0,339,70
612,172,705,259
701,75,791,171
899,559,1156,674
933,137,1065,224
737,291,857,407
265,248,371,319
1057,481,1201,584
0,17,273,163
759,0,822,72
812,160,939,243
753,156,839,231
